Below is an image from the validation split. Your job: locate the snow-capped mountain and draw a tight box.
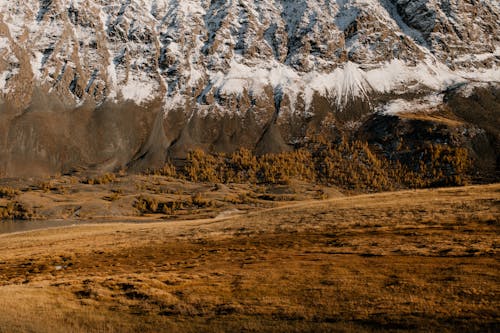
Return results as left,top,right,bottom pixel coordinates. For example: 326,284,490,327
1,0,499,110
0,0,499,175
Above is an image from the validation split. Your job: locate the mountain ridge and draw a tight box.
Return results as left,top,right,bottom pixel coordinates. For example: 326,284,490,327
0,0,499,177
1,0,498,111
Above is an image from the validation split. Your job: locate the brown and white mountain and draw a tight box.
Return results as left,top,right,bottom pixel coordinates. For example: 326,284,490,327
0,0,499,176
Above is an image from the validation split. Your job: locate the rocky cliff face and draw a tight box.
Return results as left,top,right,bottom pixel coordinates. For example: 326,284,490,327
0,0,499,176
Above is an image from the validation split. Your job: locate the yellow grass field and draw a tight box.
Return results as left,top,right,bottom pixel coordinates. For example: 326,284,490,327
0,184,499,332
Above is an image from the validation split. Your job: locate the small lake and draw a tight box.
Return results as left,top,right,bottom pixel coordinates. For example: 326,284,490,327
0,219,83,235
0,218,164,235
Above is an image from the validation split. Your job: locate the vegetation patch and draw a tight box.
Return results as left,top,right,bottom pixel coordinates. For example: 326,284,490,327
81,173,117,185
0,187,19,199
149,137,472,192
0,202,34,220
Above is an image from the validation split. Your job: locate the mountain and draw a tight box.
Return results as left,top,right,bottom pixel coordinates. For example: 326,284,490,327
0,0,499,177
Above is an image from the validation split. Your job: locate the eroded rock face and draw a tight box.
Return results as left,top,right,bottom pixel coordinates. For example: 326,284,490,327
0,0,499,176
359,83,500,181
389,0,499,68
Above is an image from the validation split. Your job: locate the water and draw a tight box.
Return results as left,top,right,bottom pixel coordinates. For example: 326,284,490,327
0,219,84,235
0,219,161,235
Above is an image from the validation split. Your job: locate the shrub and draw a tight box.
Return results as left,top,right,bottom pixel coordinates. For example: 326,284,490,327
103,192,121,202
134,196,192,215
389,143,471,188
224,148,258,183
134,196,158,214
257,149,315,184
191,193,214,208
0,202,33,220
310,138,393,192
81,173,117,185
0,186,19,199
34,181,52,192
182,150,222,183
159,163,178,178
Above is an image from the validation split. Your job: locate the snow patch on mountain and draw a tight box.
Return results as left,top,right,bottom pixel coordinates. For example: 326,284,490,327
0,37,9,51
454,46,500,64
121,77,158,104
30,51,45,81
0,71,12,94
377,94,443,115
195,56,498,116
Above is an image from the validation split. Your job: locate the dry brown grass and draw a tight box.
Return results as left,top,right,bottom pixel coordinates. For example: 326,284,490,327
0,184,498,332
397,110,464,127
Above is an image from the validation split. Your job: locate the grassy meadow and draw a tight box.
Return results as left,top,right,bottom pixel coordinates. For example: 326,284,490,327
0,184,498,332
